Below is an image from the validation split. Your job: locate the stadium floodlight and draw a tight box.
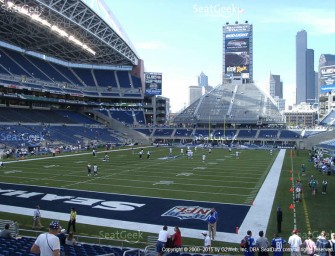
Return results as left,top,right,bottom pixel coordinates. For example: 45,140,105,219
6,1,14,8
51,25,68,37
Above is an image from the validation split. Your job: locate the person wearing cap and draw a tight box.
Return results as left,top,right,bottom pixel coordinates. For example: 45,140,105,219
31,220,61,256
67,207,77,233
0,224,12,238
56,229,67,246
288,229,302,256
207,208,218,240
32,205,44,229
202,231,211,247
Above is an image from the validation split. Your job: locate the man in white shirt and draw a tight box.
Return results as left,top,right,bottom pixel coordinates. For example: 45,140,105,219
156,225,169,256
202,231,211,247
288,229,302,256
31,220,61,256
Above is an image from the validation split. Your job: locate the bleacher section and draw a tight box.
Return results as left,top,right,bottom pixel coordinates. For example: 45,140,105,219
0,236,142,256
93,69,118,88
153,128,174,137
258,130,279,139
279,130,301,139
237,129,258,138
320,110,335,126
117,71,131,88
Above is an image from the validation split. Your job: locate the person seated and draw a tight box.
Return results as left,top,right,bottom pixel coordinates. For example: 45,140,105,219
0,224,12,238
65,231,77,245
57,229,67,246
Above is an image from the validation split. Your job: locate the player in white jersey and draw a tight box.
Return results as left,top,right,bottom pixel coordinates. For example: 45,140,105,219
235,151,239,159
202,154,206,162
180,148,184,155
169,147,173,155
93,164,98,176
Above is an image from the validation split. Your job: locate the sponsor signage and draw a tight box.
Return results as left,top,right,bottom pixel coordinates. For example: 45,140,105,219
144,72,162,96
0,183,249,233
320,84,335,93
223,24,251,32
225,32,249,39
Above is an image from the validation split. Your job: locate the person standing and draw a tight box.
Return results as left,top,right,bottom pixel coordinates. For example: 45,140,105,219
32,205,44,229
87,163,91,176
147,151,151,160
303,234,316,256
93,164,98,176
156,225,169,256
201,231,211,247
207,208,218,240
329,233,335,256
316,231,331,256
67,207,77,233
256,230,269,256
171,226,182,248
288,229,302,256
244,230,256,256
271,233,286,256
30,220,61,256
277,207,283,233
322,179,327,194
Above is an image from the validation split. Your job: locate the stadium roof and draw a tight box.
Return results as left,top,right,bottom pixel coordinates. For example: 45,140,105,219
0,0,139,66
174,83,284,125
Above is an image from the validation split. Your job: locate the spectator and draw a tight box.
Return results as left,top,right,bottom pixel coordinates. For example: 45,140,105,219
57,229,67,246
65,231,77,246
244,230,256,256
316,231,331,256
256,230,269,256
156,225,169,256
0,224,12,238
30,220,61,256
201,231,211,247
271,233,286,256
322,179,327,194
329,233,335,256
288,229,302,256
171,226,182,248
303,234,316,256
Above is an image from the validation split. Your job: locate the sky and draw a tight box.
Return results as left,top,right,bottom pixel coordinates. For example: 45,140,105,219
106,0,335,112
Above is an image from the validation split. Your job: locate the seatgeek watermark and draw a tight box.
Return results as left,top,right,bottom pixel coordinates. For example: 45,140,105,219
192,3,244,18
0,0,44,15
99,230,144,244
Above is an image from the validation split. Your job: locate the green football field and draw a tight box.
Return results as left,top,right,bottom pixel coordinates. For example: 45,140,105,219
0,146,333,250
0,146,277,205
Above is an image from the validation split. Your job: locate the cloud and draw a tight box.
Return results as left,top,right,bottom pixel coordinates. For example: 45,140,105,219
135,41,168,50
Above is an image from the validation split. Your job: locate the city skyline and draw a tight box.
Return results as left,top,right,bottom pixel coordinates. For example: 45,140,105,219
108,0,335,112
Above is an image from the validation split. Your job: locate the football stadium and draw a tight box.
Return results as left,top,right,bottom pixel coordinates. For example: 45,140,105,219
0,1,335,256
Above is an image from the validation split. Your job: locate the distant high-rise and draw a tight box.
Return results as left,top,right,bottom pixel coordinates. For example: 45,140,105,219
188,86,202,106
296,30,316,104
296,30,307,104
198,72,208,87
222,22,253,83
269,73,285,111
269,73,283,98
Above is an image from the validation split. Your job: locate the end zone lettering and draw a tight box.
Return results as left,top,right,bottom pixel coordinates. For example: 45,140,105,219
0,188,145,211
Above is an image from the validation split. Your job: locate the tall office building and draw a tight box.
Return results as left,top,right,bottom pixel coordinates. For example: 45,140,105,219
296,30,315,104
269,73,285,111
188,86,202,106
269,73,283,98
306,49,316,102
222,22,253,83
296,30,307,104
198,72,208,87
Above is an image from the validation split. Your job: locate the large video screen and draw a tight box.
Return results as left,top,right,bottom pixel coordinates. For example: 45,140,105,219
319,65,335,93
144,72,162,96
224,32,250,75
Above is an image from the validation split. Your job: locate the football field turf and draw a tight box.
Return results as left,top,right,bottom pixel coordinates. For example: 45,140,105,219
0,146,279,243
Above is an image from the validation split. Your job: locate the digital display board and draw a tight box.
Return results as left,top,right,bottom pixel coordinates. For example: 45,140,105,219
144,72,162,96
319,65,335,93
223,24,252,79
